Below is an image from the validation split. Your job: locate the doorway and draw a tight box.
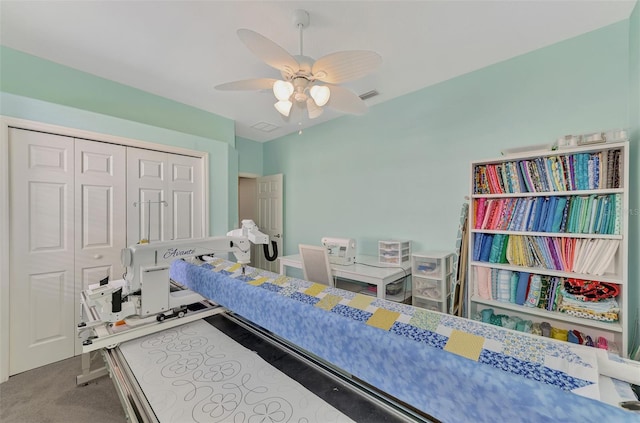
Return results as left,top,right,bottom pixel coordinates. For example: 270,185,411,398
238,174,283,272
239,176,258,267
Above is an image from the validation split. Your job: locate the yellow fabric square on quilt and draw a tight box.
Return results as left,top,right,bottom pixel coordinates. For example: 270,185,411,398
444,329,485,361
273,275,290,286
304,283,328,297
366,308,400,331
227,263,242,272
248,277,269,286
315,294,341,311
348,294,374,310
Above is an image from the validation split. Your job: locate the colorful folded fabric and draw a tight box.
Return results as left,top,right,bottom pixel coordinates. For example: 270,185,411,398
479,234,493,262
564,279,620,301
559,292,620,322
509,272,518,303
516,272,530,305
551,196,568,232
524,274,541,308
475,266,491,299
552,327,569,341
496,270,512,303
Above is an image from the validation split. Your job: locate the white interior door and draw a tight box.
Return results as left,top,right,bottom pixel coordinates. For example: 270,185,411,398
74,139,126,354
9,128,75,374
255,174,283,272
127,148,169,244
169,154,204,240
127,148,204,245
239,177,258,266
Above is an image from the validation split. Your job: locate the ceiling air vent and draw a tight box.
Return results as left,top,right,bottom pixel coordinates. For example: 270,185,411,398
359,90,379,101
251,122,280,132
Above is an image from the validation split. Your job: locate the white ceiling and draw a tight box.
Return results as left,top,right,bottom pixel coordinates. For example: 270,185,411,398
1,1,636,142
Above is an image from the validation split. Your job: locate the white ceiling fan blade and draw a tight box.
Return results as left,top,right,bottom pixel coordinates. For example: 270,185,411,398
325,84,368,115
237,29,299,74
215,78,277,91
312,51,382,84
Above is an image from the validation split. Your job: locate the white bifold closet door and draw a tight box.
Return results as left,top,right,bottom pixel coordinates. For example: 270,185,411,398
74,139,126,355
126,147,204,245
9,130,204,375
9,130,126,373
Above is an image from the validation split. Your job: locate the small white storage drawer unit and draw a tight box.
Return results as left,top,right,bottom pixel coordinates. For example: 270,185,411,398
412,251,454,313
379,240,411,264
413,297,443,312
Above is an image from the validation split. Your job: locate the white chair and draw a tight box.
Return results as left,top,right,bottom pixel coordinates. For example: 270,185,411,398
298,244,334,287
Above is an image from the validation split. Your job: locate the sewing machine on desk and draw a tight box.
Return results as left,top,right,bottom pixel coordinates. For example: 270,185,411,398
279,253,411,301
321,237,356,265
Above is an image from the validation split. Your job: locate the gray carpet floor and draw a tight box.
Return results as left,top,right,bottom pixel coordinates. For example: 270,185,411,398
0,355,126,423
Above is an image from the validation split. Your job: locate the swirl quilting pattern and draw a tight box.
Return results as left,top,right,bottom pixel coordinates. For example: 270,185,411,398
119,320,354,423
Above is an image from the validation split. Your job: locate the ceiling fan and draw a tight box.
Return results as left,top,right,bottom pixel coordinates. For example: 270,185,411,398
215,9,382,120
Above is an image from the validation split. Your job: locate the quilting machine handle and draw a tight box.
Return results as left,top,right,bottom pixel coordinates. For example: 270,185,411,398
227,219,279,262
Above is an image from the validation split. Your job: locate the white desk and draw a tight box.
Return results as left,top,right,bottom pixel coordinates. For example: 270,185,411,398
278,254,411,300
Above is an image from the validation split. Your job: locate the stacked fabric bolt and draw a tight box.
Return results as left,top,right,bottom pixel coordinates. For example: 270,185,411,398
558,280,620,322
558,295,620,322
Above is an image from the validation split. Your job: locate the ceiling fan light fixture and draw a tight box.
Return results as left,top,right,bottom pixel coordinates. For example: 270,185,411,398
273,80,294,101
274,100,293,117
309,85,330,107
219,10,382,133
306,98,323,119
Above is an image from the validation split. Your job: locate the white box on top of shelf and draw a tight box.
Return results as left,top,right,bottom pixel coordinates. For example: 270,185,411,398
378,240,411,264
468,140,630,356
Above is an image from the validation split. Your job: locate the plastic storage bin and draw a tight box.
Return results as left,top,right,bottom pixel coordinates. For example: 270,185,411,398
379,240,411,264
411,251,454,313
413,297,442,312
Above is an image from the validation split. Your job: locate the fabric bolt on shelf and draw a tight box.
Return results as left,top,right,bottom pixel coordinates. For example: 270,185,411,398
170,258,638,423
119,319,354,423
496,269,512,303
475,266,491,299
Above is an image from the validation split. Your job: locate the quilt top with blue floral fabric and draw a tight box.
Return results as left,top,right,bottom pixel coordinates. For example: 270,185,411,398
170,258,637,423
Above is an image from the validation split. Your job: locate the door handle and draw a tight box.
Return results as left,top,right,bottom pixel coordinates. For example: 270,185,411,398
272,234,281,238
93,254,103,259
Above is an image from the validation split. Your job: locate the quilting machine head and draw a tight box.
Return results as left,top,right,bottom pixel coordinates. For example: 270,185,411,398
120,236,252,293
82,235,253,324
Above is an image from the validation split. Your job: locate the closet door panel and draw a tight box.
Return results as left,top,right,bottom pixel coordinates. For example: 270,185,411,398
127,148,204,244
170,155,203,240
127,148,170,244
9,128,75,374
74,139,126,354
173,190,194,240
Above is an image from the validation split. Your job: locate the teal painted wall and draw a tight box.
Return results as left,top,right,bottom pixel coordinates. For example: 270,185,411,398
628,1,640,357
0,46,243,235
264,21,637,353
265,21,630,253
236,136,264,176
0,46,236,145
